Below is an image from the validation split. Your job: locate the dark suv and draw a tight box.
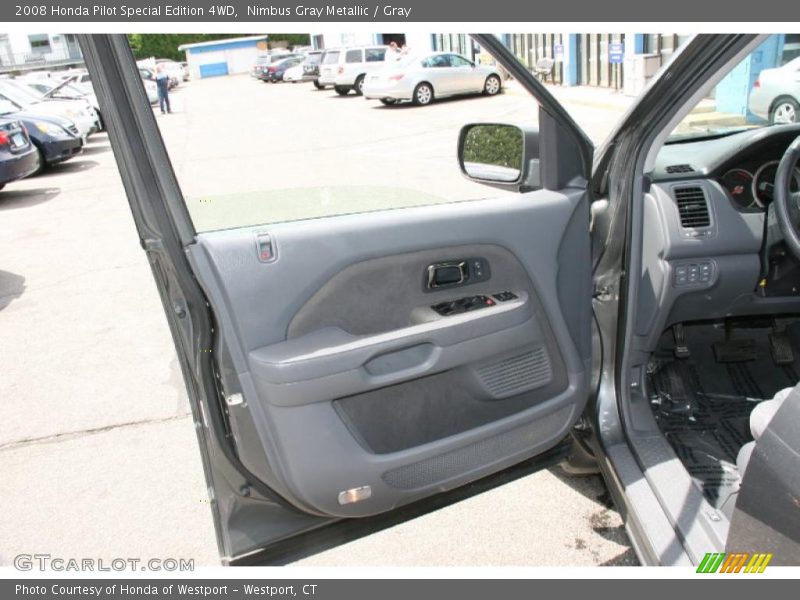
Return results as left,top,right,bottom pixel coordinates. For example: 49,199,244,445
303,50,324,87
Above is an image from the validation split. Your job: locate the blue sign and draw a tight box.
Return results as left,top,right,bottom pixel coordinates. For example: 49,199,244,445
553,43,564,62
609,42,624,64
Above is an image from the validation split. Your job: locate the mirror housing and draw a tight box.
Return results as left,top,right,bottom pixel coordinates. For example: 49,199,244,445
458,123,541,193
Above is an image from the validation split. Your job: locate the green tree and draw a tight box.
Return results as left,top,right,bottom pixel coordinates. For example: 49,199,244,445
126,34,311,61
463,125,523,169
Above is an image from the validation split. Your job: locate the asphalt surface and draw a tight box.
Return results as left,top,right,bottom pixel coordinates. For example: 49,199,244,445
0,74,637,567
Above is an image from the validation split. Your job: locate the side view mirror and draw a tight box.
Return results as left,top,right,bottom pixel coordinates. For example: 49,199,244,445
458,123,541,192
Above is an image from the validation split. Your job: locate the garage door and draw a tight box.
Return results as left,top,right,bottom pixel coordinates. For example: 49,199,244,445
199,62,229,78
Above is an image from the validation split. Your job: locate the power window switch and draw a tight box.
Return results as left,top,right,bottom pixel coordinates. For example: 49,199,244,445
674,266,688,286
492,291,518,302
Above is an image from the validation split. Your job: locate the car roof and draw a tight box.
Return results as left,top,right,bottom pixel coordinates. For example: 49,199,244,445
342,45,389,50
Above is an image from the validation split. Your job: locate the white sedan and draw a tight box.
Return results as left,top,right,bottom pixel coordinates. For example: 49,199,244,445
363,52,502,106
283,64,305,83
748,56,800,124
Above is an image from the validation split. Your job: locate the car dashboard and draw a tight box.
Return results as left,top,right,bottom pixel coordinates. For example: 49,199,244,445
633,124,800,353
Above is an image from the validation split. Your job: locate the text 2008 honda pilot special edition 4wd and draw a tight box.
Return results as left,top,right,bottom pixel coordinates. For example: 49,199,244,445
82,33,799,565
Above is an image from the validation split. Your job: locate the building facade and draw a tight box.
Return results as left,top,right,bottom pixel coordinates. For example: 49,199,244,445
178,35,270,79
309,32,437,54
504,33,797,121
0,32,83,74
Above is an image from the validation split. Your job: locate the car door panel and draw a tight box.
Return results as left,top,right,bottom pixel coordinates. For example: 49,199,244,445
80,33,595,561
186,190,591,519
448,56,477,93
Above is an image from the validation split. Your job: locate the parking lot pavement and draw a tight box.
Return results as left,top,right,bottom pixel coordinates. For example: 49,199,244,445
0,74,636,567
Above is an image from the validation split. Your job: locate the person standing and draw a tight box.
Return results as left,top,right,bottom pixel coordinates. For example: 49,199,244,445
387,41,403,62
155,63,171,114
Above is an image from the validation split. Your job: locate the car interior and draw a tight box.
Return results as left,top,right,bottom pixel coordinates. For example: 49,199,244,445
624,121,800,544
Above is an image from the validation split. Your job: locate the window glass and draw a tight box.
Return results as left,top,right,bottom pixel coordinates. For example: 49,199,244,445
345,49,362,63
669,35,797,141
151,35,537,232
322,51,340,65
0,82,35,106
450,55,473,67
28,34,50,53
422,54,451,68
365,48,387,62
147,32,711,233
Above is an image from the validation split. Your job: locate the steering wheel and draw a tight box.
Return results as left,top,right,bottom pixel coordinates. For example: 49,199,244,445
773,135,800,260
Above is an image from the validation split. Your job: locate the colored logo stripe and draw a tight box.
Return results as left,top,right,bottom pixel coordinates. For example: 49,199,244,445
697,552,773,573
697,553,725,573
720,553,749,573
745,553,773,573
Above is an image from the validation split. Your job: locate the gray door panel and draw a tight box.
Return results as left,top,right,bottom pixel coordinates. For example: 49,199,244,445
186,189,591,519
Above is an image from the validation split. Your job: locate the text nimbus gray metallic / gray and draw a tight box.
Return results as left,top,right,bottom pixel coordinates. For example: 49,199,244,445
246,4,411,17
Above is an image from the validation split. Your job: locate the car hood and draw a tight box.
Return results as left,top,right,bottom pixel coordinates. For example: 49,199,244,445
25,99,88,119
0,108,75,130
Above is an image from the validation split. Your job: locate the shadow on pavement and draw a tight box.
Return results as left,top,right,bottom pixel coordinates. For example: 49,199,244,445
79,144,112,156
0,270,25,311
0,187,60,211
367,91,505,110
37,159,99,177
548,466,640,565
600,548,639,566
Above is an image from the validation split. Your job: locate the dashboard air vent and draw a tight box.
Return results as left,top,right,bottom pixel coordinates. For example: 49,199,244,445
666,164,695,174
674,186,710,228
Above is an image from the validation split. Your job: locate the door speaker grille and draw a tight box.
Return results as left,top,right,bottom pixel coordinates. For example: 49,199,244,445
382,405,572,490
475,347,552,398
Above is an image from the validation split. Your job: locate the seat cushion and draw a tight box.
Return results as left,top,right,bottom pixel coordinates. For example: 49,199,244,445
750,386,792,440
736,441,755,475
738,386,793,476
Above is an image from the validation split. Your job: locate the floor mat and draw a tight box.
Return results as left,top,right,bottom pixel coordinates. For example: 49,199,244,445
647,321,800,509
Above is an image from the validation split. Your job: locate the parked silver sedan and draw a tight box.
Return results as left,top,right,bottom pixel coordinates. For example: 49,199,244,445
363,52,502,106
749,56,800,124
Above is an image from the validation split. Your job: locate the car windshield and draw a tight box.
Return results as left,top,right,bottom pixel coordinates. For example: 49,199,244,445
0,82,38,106
322,51,340,64
50,82,86,97
667,36,799,142
306,53,322,65
8,79,47,100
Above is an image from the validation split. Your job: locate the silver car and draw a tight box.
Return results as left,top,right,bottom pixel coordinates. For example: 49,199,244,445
363,52,502,106
748,56,800,124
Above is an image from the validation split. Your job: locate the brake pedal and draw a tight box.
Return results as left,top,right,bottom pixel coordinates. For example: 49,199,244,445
713,339,757,363
713,319,756,363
